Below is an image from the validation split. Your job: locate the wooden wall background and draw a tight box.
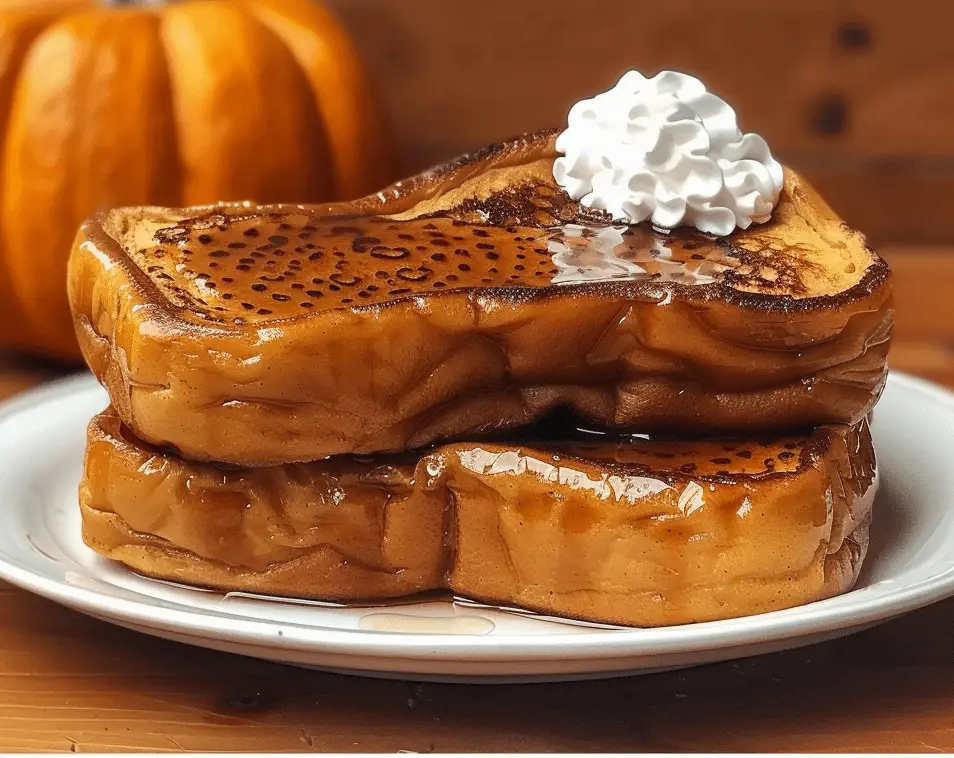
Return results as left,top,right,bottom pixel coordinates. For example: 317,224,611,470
326,0,953,246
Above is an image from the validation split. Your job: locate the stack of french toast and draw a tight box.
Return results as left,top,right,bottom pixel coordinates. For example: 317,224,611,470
67,124,892,627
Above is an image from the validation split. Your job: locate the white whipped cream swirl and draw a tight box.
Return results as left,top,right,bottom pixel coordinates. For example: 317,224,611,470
553,71,784,236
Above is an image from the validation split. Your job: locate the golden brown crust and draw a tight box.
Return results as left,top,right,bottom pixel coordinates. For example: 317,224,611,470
68,130,893,465
80,409,876,627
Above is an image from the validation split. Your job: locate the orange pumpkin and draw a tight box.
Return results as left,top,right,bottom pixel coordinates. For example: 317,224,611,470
0,0,393,362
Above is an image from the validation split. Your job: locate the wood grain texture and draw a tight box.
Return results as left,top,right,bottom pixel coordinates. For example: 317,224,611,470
0,249,950,752
881,248,954,387
324,0,954,244
805,160,954,247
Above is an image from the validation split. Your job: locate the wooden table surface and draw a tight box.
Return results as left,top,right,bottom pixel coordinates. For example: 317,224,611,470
0,247,951,753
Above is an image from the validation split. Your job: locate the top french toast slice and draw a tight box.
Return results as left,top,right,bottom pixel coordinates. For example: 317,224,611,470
68,130,893,466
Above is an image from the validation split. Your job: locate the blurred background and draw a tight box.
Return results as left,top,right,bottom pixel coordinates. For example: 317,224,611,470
330,0,949,248
0,0,950,387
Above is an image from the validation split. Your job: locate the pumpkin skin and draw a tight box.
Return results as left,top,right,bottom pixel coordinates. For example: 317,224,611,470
0,0,392,362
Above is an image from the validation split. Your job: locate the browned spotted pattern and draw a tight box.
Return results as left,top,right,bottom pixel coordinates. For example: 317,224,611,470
139,182,757,326
558,435,810,477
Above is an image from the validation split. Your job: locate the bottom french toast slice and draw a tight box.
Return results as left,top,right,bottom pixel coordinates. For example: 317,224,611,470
79,408,876,627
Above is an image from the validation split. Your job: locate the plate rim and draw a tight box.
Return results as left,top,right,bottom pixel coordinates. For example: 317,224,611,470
0,370,952,663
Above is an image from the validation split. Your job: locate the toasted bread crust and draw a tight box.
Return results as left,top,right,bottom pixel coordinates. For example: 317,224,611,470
68,132,893,465
80,409,876,627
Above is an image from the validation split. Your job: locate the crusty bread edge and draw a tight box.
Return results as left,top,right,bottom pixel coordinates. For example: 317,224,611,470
79,418,877,628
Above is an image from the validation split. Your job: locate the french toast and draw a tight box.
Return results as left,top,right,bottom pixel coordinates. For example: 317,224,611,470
69,130,892,466
80,407,876,627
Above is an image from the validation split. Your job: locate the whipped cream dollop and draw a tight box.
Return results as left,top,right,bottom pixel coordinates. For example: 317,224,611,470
552,71,784,236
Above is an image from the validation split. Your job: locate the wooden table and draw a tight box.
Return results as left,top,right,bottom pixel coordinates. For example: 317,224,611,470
0,247,951,753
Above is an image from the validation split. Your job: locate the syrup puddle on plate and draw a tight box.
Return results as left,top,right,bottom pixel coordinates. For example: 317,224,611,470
357,612,495,635
127,572,626,634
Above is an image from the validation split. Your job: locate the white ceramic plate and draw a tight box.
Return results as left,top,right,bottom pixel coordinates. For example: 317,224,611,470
0,372,951,683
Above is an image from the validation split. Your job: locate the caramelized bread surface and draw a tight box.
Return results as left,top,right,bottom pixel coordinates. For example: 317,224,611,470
69,130,893,465
81,408,876,627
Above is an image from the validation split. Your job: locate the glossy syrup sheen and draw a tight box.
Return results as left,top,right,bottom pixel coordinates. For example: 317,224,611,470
550,435,809,477
82,406,876,627
138,183,747,325
87,409,827,566
483,412,812,478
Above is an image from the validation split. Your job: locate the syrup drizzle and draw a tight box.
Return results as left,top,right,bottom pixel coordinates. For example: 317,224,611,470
141,209,742,326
